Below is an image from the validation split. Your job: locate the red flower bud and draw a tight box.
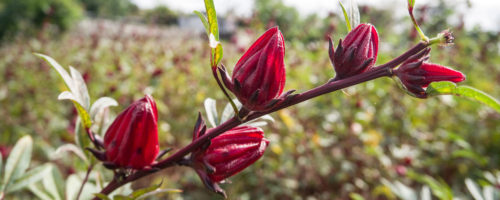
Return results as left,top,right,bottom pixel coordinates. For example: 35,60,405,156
191,124,269,197
394,48,466,98
220,27,286,111
329,23,379,80
103,95,159,169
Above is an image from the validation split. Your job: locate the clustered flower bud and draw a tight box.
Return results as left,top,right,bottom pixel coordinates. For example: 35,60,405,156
329,23,379,80
101,95,159,169
189,115,269,197
220,27,286,111
394,48,466,98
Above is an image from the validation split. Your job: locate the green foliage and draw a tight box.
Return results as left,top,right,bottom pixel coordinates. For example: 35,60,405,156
0,0,82,41
78,0,137,18
143,6,178,25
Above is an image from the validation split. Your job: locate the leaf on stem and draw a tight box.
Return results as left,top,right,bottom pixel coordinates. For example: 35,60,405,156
204,98,219,127
426,81,500,113
6,164,52,192
348,0,360,29
90,97,118,122
1,135,32,193
465,179,485,200
52,144,89,164
42,166,64,200
339,1,351,31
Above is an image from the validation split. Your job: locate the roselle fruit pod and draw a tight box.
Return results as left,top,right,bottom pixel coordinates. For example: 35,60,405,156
103,95,159,169
221,27,286,112
394,48,466,98
191,125,269,197
329,23,379,80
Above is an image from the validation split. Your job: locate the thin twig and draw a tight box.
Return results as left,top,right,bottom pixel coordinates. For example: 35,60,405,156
77,165,94,200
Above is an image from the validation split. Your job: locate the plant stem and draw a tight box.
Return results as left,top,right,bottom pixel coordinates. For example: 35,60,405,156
211,68,239,118
77,165,94,200
93,42,429,198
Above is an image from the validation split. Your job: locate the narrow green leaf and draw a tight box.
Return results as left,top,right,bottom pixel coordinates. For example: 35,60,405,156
74,117,90,154
34,53,74,93
136,189,183,200
349,193,365,200
213,44,223,67
113,195,133,200
466,179,485,200
339,1,351,31
68,174,99,200
94,193,112,200
348,0,360,29
90,97,118,121
28,184,53,200
69,66,90,110
130,183,162,199
42,166,63,200
53,144,89,164
426,82,500,113
204,98,218,127
204,0,219,40
408,0,415,9
7,164,52,192
194,11,210,37
2,136,33,192
75,102,92,129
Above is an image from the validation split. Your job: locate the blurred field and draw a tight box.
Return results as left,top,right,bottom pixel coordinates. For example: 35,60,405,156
1,1,500,199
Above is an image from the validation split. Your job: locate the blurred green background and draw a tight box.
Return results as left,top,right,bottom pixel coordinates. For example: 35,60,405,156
1,0,500,199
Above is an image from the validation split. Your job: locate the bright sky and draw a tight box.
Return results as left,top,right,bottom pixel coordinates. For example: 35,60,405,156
130,0,500,31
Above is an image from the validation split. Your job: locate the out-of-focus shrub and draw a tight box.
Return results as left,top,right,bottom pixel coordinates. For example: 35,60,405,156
0,0,82,41
143,6,179,25
78,0,138,18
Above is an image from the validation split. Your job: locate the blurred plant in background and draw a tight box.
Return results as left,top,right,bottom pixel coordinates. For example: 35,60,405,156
1,0,500,199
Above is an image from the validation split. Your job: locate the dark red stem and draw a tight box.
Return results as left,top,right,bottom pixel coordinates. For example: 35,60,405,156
94,42,429,198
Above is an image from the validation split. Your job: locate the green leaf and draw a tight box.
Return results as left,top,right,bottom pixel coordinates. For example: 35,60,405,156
58,91,92,129
204,0,219,41
74,117,90,155
426,81,500,113
466,178,485,200
68,174,99,200
6,164,52,192
349,193,365,200
204,98,218,127
408,0,415,9
130,183,162,199
1,135,33,192
53,144,89,164
212,43,223,67
94,193,112,200
194,11,210,37
42,164,64,200
348,0,360,29
34,53,73,93
90,97,118,121
339,1,351,31
28,184,53,200
136,189,182,200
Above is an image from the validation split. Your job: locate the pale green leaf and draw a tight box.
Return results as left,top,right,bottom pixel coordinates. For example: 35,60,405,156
130,183,162,199
194,11,210,36
339,1,351,31
42,166,64,200
426,81,500,113
348,0,360,29
466,178,484,200
349,193,365,200
204,98,218,127
28,184,53,200
136,189,182,200
421,186,431,200
67,174,99,200
53,144,89,164
69,66,90,110
34,53,74,92
7,164,52,192
90,97,118,121
75,102,92,129
2,135,33,192
221,99,242,123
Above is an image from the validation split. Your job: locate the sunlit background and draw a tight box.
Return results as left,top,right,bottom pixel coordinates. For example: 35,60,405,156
1,0,500,199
